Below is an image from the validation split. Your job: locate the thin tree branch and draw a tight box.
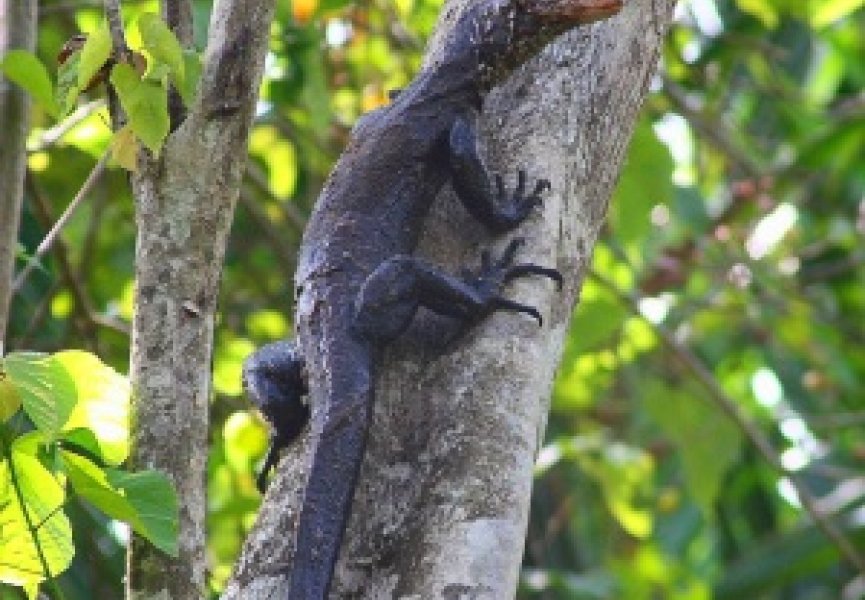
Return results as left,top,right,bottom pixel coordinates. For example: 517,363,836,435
12,152,110,294
25,171,130,339
590,269,865,575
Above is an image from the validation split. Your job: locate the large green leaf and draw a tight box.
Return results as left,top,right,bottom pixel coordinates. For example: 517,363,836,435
62,452,138,523
4,353,77,441
107,469,178,556
109,62,169,156
0,434,74,598
0,50,59,118
55,350,130,466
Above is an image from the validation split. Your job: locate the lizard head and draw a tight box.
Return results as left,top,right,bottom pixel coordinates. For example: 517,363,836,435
465,0,624,92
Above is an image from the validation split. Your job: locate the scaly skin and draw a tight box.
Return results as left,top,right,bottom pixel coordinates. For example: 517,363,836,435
242,0,623,598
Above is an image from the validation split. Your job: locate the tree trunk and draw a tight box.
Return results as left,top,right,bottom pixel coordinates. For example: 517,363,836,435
223,0,675,597
125,0,274,597
0,0,36,352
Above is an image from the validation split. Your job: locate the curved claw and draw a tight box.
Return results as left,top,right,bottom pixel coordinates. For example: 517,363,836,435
496,237,525,268
515,170,527,196
506,264,564,289
493,296,543,326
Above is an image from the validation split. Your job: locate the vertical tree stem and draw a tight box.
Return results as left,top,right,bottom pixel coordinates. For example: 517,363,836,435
0,0,36,354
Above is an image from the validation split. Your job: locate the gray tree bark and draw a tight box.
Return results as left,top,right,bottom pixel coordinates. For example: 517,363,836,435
0,0,36,352
223,0,675,598
125,0,274,597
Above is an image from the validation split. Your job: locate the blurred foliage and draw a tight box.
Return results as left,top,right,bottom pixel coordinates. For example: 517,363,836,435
4,0,865,597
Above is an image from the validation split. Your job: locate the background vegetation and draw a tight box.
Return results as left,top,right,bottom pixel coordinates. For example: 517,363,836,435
3,0,865,597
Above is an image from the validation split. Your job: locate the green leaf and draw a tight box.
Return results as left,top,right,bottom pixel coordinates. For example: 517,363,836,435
56,49,82,117
609,117,674,246
810,0,865,28
107,470,178,556
77,21,112,90
109,63,169,156
62,452,138,524
735,0,779,28
0,374,22,423
643,382,743,516
54,350,130,466
0,50,60,118
138,14,184,85
178,49,202,107
110,124,139,171
0,437,74,594
4,353,77,440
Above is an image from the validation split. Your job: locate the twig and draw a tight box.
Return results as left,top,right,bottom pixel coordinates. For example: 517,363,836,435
103,0,128,61
590,269,865,575
12,152,110,294
25,171,130,338
28,101,106,153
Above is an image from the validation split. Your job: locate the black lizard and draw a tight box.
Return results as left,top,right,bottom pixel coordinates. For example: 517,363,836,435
241,0,622,597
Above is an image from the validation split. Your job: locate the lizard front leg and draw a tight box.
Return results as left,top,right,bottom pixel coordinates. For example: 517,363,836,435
242,340,310,491
448,109,550,233
352,238,562,343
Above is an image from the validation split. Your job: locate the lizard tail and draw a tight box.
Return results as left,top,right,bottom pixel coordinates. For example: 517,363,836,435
287,372,374,600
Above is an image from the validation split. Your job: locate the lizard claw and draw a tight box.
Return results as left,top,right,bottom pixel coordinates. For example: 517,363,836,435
495,171,550,225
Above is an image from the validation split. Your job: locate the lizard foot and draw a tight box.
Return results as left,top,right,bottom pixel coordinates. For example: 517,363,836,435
461,237,563,326
494,170,550,225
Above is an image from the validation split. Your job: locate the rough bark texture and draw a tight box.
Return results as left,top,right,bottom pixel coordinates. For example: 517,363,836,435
0,0,37,351
126,0,275,597
223,0,675,598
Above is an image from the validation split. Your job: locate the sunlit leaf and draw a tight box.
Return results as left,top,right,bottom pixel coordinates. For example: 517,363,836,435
4,353,77,440
111,124,139,171
138,14,184,85
55,350,130,466
0,436,73,595
77,21,112,90
0,374,22,422
109,62,169,156
0,50,60,118
810,0,865,27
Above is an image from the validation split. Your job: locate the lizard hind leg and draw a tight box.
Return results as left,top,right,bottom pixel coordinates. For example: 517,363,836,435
352,241,562,343
242,340,310,492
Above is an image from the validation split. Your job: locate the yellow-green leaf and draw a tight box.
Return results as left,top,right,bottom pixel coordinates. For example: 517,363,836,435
0,50,60,118
55,350,130,466
111,125,139,171
4,353,77,440
77,21,112,90
138,14,184,84
735,0,779,28
0,439,74,594
109,62,169,156
178,49,202,107
810,0,865,27
0,372,22,422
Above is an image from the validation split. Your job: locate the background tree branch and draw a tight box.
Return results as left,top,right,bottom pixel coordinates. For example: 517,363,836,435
223,0,676,597
0,0,36,352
